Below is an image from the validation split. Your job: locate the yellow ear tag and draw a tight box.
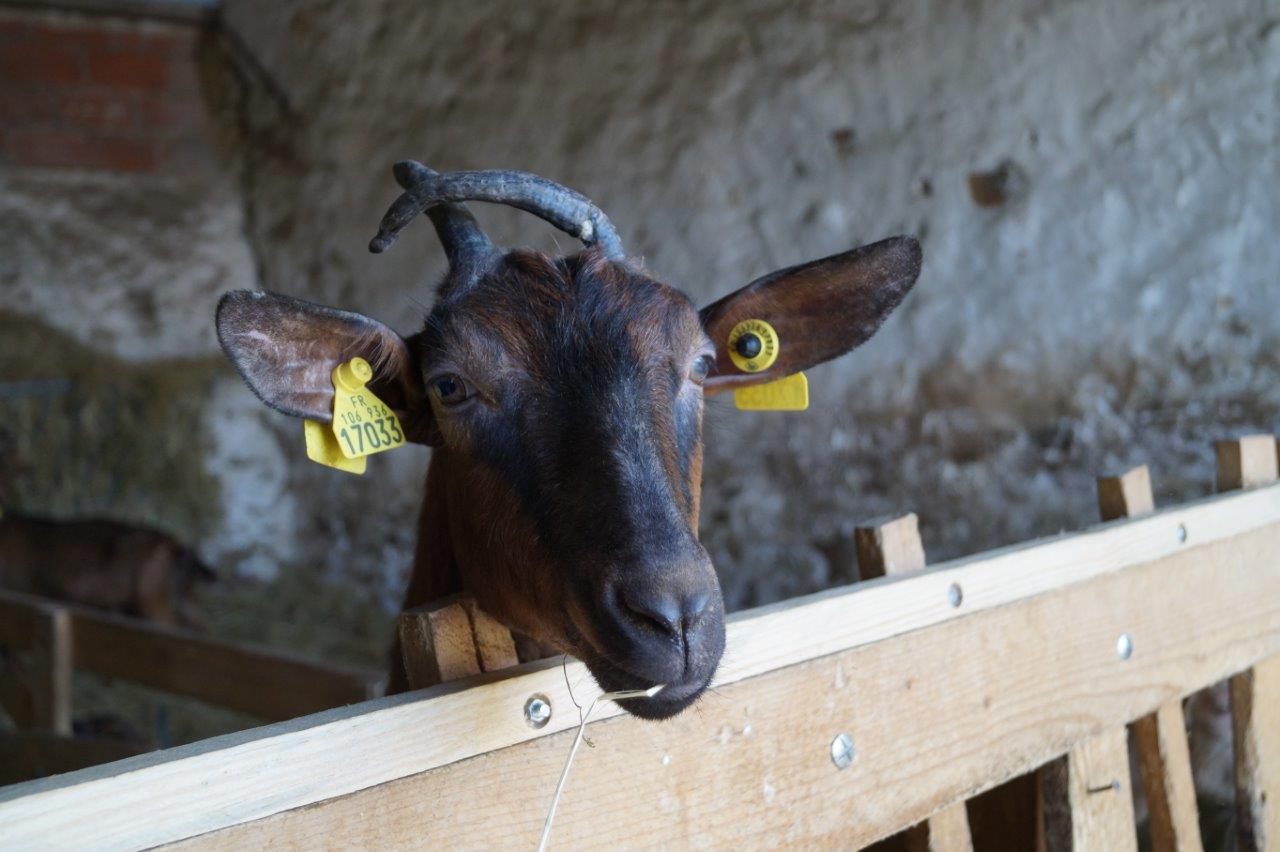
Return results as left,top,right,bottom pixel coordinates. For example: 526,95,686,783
302,357,406,474
733,372,810,411
727,318,780,374
726,318,809,410
304,419,367,474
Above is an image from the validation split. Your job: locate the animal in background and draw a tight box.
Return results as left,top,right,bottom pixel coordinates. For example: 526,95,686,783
0,512,215,629
217,163,920,718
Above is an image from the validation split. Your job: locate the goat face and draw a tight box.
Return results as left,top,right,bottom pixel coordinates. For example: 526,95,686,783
216,165,920,719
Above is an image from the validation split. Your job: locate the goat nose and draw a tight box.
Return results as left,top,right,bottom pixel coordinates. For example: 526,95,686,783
623,587,712,636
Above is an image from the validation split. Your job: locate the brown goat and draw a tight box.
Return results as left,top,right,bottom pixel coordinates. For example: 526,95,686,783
0,512,214,629
217,164,920,718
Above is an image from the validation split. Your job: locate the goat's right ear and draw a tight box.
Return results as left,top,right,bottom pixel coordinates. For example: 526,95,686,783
215,290,437,445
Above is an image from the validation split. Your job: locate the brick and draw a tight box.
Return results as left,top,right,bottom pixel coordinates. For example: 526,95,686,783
85,49,170,90
1,128,157,173
139,94,206,130
59,89,138,130
0,89,59,124
0,43,83,86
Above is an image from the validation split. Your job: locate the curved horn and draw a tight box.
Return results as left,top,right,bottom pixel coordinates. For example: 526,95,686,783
391,163,498,276
369,162,625,260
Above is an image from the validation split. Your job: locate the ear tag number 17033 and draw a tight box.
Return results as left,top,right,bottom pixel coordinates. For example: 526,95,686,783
303,357,406,475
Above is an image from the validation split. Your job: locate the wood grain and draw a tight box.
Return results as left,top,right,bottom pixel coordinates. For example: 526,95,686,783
3,485,1279,850
1216,436,1279,852
1131,702,1202,852
1097,466,1156,522
180,522,1280,851
0,589,379,722
856,511,972,852
398,596,480,688
1097,466,1201,852
1065,728,1138,851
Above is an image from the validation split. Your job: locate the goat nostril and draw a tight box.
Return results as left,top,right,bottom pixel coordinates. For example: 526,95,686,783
621,588,714,637
622,591,682,636
684,590,712,626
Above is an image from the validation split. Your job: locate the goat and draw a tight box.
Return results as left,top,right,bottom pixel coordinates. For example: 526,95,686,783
217,163,920,718
0,511,214,629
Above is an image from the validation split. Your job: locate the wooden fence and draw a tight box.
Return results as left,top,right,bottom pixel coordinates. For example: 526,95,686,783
0,435,1277,850
0,587,380,782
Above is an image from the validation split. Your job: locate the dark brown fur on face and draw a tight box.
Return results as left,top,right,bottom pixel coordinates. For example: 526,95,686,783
0,512,215,629
397,250,723,717
217,166,921,720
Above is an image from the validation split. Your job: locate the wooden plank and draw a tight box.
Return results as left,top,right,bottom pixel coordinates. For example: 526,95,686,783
181,521,1280,851
1229,657,1280,851
460,597,519,673
1216,436,1279,852
2,485,1278,849
398,596,481,688
28,605,72,736
1132,703,1202,852
1062,728,1138,851
1098,466,1201,852
856,512,927,579
1098,465,1156,521
0,589,379,722
1215,435,1279,492
857,512,973,852
398,595,518,689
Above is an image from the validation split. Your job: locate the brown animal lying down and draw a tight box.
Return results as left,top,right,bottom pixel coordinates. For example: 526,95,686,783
0,512,215,629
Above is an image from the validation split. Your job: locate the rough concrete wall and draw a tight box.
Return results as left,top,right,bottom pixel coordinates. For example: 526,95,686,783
0,8,298,579
215,0,1279,610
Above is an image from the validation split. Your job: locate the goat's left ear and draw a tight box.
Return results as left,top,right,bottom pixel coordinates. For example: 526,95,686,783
699,236,921,392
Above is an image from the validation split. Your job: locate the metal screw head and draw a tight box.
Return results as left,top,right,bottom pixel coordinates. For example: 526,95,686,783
524,694,552,728
1116,633,1134,660
1176,524,1188,543
947,583,964,608
830,732,855,769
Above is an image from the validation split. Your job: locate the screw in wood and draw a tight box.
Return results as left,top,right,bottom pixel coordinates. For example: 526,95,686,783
524,694,552,728
947,583,963,608
830,732,855,769
1087,780,1121,794
1176,523,1188,543
1116,633,1134,660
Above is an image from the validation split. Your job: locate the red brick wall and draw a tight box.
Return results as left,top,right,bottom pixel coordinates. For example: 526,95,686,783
0,8,216,174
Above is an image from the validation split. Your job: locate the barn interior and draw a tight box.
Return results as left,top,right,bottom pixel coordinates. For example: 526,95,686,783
1,1,1276,845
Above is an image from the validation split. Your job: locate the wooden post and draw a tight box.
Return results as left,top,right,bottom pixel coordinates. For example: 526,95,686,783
1041,728,1138,851
398,593,518,690
857,512,973,852
1216,435,1280,851
29,605,73,736
1099,466,1201,852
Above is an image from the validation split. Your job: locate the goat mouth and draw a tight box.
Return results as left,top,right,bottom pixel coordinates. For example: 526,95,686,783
562,615,720,720
578,649,715,721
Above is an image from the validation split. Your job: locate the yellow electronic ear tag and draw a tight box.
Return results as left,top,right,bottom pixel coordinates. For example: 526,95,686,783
733,372,809,411
302,356,407,474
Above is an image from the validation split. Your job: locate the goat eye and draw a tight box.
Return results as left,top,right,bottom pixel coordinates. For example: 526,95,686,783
430,374,470,406
689,354,715,384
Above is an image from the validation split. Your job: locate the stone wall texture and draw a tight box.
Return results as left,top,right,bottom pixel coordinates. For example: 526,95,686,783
3,1,1278,626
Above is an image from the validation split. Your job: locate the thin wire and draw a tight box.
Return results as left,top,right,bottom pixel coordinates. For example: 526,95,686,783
536,684,663,852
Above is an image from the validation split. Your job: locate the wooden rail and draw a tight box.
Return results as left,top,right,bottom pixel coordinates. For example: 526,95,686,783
0,437,1277,850
0,590,380,723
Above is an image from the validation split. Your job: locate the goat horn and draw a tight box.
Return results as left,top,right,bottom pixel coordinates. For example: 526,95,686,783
369,162,625,260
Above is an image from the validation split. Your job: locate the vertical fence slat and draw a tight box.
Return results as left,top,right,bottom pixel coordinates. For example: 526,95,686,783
1216,435,1280,851
1042,728,1139,851
1098,466,1202,852
398,595,482,689
29,605,73,735
857,512,974,852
